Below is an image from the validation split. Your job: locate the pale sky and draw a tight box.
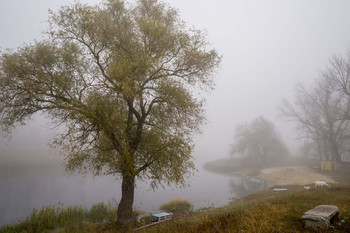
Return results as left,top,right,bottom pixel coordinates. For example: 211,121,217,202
1,0,350,161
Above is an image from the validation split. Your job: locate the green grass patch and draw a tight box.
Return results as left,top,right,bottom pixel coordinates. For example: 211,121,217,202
0,201,118,233
159,199,192,213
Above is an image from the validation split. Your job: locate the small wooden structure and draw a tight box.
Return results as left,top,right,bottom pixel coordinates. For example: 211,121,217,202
320,160,337,171
151,212,172,222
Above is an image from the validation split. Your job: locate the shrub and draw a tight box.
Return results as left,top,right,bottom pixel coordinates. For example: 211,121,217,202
0,201,119,232
160,199,192,213
88,202,108,223
106,200,118,221
59,205,86,225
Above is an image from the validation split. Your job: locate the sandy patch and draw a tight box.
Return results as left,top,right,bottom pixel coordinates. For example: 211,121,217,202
258,166,336,186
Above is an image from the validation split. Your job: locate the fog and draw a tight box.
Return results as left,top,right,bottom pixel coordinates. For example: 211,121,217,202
2,0,350,157
1,0,350,226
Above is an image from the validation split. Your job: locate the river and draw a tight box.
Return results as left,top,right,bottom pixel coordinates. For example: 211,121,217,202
0,148,269,227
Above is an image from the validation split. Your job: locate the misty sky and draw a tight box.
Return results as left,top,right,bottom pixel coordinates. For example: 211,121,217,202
1,0,350,161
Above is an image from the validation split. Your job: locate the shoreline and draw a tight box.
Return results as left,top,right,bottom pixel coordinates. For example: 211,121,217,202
203,158,339,186
257,165,336,186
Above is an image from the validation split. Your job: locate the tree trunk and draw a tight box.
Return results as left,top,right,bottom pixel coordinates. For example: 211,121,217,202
329,138,342,162
117,174,135,225
332,144,341,163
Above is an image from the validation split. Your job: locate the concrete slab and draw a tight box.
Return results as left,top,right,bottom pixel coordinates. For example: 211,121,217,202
302,205,340,229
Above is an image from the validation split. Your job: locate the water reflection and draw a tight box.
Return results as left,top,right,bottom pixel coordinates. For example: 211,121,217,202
0,155,271,227
229,176,270,198
0,165,234,226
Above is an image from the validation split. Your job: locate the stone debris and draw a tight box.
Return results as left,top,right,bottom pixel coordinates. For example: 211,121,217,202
302,205,340,229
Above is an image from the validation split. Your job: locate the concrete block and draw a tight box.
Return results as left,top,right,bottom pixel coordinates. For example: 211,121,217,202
302,205,340,229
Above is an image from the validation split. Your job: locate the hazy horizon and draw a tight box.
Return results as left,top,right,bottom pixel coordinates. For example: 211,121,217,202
2,0,350,162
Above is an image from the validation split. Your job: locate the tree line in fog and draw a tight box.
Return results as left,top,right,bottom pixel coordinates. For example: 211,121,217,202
231,50,350,164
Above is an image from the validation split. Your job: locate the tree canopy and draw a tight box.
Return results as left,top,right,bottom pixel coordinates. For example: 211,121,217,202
0,0,221,224
231,116,289,165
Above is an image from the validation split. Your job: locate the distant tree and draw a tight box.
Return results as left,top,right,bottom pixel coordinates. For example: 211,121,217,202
231,116,289,165
322,51,350,102
0,0,221,224
280,76,350,162
298,140,318,158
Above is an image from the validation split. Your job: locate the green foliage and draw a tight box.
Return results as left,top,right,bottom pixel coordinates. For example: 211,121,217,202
0,202,118,233
0,0,220,182
160,199,192,212
0,0,220,223
106,200,119,222
88,203,108,223
59,205,86,225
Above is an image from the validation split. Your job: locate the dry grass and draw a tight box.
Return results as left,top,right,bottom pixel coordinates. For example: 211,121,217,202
138,184,350,233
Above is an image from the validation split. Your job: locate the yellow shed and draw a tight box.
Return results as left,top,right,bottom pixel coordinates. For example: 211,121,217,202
320,160,337,171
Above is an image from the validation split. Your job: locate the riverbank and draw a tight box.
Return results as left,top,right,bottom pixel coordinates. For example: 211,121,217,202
1,152,349,232
203,156,350,186
2,184,349,232
0,147,236,227
258,165,336,185
139,184,349,233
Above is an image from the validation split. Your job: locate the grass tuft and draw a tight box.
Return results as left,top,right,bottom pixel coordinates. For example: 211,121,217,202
159,199,192,213
0,201,118,233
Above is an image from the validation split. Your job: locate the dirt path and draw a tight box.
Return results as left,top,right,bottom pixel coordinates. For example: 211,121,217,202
258,166,336,186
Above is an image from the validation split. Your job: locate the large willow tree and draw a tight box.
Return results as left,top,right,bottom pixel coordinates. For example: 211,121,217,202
0,0,220,224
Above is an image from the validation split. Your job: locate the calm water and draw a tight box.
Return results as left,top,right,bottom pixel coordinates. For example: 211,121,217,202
0,161,269,226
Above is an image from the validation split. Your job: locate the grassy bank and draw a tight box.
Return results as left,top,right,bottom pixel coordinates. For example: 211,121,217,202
4,184,349,232
0,202,119,233
136,184,350,233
